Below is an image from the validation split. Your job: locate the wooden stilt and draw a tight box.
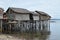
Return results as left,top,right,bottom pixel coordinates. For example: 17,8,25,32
46,20,48,31
10,24,11,33
47,20,49,31
35,21,36,33
49,20,50,31
41,21,42,31
19,20,20,27
1,20,2,33
39,21,41,31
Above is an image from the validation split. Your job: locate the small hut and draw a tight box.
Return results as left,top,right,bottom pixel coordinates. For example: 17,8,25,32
0,8,4,32
5,7,33,33
30,12,40,32
35,11,51,32
2,7,51,33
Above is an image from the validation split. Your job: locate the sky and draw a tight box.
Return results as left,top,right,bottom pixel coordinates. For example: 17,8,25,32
0,0,60,19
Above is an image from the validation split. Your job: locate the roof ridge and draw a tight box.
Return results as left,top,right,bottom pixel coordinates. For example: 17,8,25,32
8,7,31,13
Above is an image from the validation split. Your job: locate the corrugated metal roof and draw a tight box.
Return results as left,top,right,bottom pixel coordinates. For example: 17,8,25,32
9,7,31,13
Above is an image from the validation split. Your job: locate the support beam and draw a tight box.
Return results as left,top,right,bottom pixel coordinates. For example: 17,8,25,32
10,24,11,33
41,21,42,31
45,20,48,31
39,21,41,31
47,20,49,31
49,20,50,31
1,20,2,32
47,20,50,31
35,21,36,33
19,20,20,27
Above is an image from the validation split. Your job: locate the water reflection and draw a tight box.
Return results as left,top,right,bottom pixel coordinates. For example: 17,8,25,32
16,32,50,40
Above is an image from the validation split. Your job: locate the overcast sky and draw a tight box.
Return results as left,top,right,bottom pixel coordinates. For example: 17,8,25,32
0,0,60,19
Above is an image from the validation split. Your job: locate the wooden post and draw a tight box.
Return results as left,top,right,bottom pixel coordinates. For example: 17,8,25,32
49,20,50,31
1,20,2,32
47,20,49,31
41,21,42,31
31,22,33,33
35,21,36,33
39,21,40,31
26,22,27,32
18,20,19,27
29,22,30,32
47,20,50,31
10,24,11,33
46,20,48,31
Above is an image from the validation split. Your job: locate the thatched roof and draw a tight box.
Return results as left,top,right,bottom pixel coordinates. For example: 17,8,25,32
35,11,51,17
7,7,31,14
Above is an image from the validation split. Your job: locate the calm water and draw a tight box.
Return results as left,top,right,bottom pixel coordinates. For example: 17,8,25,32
48,20,60,40
18,20,60,40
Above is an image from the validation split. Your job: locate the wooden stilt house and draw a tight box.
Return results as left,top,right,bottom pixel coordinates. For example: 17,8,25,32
2,7,51,33
5,7,33,33
35,11,51,32
0,8,4,32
